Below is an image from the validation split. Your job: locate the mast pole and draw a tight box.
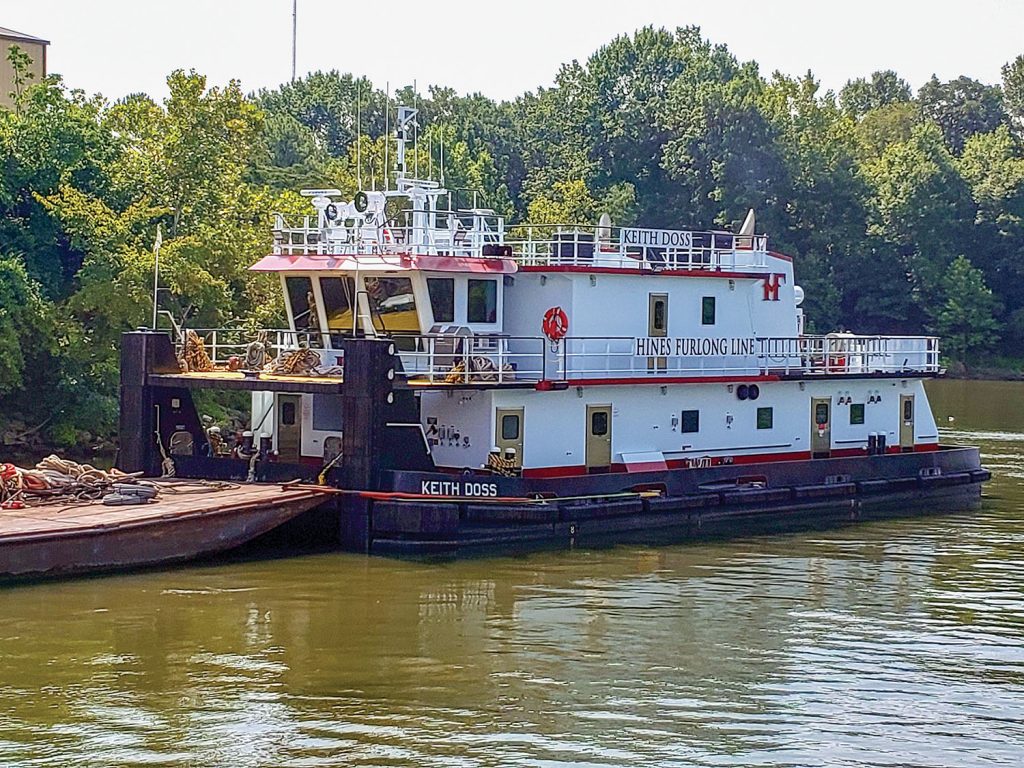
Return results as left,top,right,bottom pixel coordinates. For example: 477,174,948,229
291,0,297,82
384,81,389,191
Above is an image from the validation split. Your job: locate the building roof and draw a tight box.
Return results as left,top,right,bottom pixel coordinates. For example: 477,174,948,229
0,26,49,45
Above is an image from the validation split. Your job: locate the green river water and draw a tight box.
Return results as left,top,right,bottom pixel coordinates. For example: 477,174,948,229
0,378,1022,767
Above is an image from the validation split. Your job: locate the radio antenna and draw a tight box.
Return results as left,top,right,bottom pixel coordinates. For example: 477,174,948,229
291,0,297,82
356,82,362,190
383,81,390,191
413,79,419,180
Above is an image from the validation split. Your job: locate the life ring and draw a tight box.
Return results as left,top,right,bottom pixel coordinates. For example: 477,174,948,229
325,203,339,221
542,307,569,341
354,191,369,213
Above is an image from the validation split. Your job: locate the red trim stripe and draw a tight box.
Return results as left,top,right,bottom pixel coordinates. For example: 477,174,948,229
518,266,766,279
564,374,780,387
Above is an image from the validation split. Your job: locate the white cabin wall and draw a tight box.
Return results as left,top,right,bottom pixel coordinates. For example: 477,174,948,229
418,390,494,469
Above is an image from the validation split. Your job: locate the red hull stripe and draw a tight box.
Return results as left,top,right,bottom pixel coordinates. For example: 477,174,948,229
510,442,939,479
518,266,766,279
565,374,780,387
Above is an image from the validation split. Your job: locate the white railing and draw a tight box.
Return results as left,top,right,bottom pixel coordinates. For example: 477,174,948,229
270,217,773,272
173,329,940,383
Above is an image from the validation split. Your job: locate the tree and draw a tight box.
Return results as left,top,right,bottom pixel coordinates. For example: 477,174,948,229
934,255,1000,363
917,75,1006,154
840,70,912,119
1003,55,1024,131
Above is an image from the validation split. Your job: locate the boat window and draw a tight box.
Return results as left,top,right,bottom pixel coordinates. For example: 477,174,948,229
652,297,667,332
903,399,913,420
320,277,356,334
285,277,317,331
815,403,829,425
501,414,520,441
850,403,865,425
365,277,420,334
468,279,498,323
757,407,774,430
312,394,343,432
681,409,699,433
427,278,455,323
702,296,716,325
591,410,609,436
281,401,297,426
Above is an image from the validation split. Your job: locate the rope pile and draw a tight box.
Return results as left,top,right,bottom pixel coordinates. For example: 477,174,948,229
265,347,324,376
0,455,143,509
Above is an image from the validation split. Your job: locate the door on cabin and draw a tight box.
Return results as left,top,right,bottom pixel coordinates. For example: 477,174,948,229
586,405,612,472
494,408,524,469
276,394,302,462
899,395,915,451
811,398,831,458
648,293,668,372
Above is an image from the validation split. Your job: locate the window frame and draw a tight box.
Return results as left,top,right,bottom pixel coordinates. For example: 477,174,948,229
850,403,865,425
467,278,499,324
681,409,700,434
701,296,716,326
426,277,455,324
756,406,774,430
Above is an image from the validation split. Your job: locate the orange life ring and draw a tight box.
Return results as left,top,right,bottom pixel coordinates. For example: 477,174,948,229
542,307,569,341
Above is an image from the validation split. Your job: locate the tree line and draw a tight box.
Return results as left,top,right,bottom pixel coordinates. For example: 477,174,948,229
1,26,1022,447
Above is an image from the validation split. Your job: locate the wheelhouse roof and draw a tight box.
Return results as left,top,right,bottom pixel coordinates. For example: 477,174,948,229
250,252,518,275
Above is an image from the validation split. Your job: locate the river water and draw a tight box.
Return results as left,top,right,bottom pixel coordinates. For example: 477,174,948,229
0,379,1022,767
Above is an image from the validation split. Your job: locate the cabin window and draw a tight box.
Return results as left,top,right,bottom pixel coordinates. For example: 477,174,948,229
591,409,609,436
681,410,700,433
427,278,455,323
850,403,865,425
365,277,419,333
467,279,498,323
701,296,716,325
903,398,913,420
281,401,297,426
320,277,356,334
312,394,343,432
757,407,773,430
501,414,521,441
285,276,317,331
651,297,668,333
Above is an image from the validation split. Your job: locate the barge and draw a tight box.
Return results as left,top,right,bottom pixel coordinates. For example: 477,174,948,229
119,106,989,557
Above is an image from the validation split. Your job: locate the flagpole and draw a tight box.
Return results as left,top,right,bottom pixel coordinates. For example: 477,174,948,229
151,224,163,330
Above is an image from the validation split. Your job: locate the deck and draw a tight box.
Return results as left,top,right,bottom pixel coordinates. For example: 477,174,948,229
0,481,327,579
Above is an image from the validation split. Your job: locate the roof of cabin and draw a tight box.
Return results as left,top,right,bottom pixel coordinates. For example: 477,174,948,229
0,26,49,45
250,252,518,275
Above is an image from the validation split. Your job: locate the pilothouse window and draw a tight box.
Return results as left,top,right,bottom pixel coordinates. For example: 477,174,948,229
365,277,420,333
427,278,455,323
285,277,317,331
320,277,356,334
468,279,498,323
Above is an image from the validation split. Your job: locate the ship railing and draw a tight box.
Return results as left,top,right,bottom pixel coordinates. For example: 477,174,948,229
393,334,547,384
757,335,941,375
172,327,333,368
556,337,763,378
506,224,770,271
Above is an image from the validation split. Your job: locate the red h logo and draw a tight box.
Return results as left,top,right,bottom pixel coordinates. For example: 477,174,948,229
762,273,785,301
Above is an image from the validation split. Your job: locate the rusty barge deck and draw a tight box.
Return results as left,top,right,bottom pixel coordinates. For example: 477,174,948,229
0,482,326,580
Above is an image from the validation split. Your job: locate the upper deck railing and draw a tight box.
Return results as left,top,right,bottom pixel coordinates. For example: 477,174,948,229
271,216,773,272
171,329,940,384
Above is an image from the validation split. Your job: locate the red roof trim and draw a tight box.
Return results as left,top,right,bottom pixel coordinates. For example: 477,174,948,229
562,374,781,387
250,252,517,274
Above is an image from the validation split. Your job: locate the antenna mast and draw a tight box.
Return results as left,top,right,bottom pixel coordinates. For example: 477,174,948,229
291,0,297,82
384,81,389,191
356,82,362,190
413,80,419,180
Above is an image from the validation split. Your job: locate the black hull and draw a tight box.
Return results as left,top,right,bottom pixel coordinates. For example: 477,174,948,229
367,446,988,557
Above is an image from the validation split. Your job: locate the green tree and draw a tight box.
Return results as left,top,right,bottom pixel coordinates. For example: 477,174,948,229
1003,55,1024,131
934,255,1000,363
917,75,1006,154
840,70,912,119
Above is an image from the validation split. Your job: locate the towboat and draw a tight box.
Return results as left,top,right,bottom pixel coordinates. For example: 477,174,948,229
118,106,990,556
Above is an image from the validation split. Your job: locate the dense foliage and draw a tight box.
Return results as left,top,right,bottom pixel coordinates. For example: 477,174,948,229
2,28,1024,446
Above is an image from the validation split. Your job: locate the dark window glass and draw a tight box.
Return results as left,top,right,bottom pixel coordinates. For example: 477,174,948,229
815,403,829,425
903,399,913,420
467,279,498,323
501,414,520,441
653,299,667,332
757,407,774,430
281,401,296,426
285,277,316,330
702,296,716,325
427,278,455,323
681,410,700,433
850,403,865,425
591,410,609,436
312,394,343,432
320,277,355,332
365,277,419,333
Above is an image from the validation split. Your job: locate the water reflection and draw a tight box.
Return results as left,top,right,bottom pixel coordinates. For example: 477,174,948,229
0,380,1023,766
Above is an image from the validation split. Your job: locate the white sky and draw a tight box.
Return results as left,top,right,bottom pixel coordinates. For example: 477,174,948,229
1,0,1021,102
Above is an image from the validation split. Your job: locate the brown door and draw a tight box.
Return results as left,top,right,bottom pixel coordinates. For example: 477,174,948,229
900,395,915,451
276,394,302,462
586,405,612,472
648,293,668,372
811,398,831,458
495,408,524,468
